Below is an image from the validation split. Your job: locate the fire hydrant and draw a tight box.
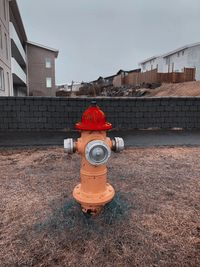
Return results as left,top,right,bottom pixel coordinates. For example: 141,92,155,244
64,101,124,215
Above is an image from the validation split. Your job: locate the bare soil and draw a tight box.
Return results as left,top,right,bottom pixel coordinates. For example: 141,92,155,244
146,81,200,97
0,147,199,267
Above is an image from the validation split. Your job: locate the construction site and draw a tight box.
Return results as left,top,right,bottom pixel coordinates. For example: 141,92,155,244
57,68,199,98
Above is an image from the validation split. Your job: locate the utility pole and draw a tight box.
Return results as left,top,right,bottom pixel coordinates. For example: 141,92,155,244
70,80,74,97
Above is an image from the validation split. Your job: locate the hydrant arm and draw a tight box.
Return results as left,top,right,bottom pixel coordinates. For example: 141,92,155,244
64,138,77,154
111,137,125,152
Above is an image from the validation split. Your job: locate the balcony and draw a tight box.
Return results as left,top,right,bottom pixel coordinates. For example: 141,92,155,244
9,22,26,66
11,57,27,85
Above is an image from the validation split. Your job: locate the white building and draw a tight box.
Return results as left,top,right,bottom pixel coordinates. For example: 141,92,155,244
138,55,163,72
57,82,83,92
139,42,200,80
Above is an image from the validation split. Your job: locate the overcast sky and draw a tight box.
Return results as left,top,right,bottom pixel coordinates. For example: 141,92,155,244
17,0,200,85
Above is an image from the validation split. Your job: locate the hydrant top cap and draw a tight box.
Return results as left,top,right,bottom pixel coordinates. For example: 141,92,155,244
75,105,112,131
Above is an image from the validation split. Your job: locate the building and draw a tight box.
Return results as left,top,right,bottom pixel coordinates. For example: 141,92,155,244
112,69,141,87
27,41,58,96
0,0,13,96
56,82,83,96
139,56,163,73
57,82,83,93
92,69,141,88
139,42,200,80
9,0,27,96
0,0,59,97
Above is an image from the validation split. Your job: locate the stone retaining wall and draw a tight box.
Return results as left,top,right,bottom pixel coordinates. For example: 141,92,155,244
0,97,200,131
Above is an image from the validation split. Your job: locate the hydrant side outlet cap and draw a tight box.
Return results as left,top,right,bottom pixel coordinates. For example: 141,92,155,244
75,105,112,131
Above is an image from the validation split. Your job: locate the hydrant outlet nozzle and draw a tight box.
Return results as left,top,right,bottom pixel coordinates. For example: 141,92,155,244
112,137,125,152
64,138,76,154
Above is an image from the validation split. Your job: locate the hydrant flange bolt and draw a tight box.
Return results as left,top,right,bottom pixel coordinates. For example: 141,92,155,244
112,137,124,152
64,138,76,154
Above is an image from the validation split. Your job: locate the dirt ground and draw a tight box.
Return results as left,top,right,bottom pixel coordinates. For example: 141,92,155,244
0,147,199,267
146,81,200,97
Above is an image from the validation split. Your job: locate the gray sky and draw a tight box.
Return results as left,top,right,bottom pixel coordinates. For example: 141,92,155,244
17,0,200,85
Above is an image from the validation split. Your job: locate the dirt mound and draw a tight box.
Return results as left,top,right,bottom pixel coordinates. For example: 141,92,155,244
146,81,200,97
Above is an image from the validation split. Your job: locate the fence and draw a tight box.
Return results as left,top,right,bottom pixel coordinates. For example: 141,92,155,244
1,97,200,131
113,68,196,87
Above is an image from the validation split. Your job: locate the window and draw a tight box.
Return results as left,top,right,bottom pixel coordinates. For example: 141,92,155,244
46,77,52,88
166,57,170,65
45,58,52,68
3,0,7,20
172,62,174,72
5,33,8,59
177,52,180,57
0,68,5,91
0,25,2,49
7,72,10,95
182,50,185,56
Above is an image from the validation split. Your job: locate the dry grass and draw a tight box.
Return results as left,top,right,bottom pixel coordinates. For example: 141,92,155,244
0,147,199,267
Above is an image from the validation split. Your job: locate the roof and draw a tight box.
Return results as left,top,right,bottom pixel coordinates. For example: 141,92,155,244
104,74,116,80
27,41,59,57
116,68,141,75
127,68,141,73
92,68,141,83
138,55,160,65
162,42,200,58
139,42,200,64
10,0,27,42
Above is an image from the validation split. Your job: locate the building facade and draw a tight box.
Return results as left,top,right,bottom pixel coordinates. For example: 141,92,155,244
27,42,58,96
57,82,83,92
0,0,59,97
9,0,27,96
0,0,12,96
139,43,200,80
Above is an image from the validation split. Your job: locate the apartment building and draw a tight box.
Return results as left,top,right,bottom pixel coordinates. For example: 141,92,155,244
139,42,200,80
27,41,58,96
0,0,12,96
9,0,27,96
0,0,59,97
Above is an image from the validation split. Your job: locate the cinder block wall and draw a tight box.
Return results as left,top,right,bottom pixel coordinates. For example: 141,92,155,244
0,97,200,131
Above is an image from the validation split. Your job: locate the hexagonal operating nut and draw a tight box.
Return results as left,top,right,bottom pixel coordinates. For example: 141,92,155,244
112,137,124,152
64,138,76,154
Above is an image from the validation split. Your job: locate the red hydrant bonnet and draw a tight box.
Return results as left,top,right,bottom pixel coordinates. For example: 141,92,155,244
75,105,112,131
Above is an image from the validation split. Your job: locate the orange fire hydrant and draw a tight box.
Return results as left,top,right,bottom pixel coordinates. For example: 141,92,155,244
64,101,124,215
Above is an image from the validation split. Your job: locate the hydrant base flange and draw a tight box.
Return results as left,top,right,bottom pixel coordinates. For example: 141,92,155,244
73,183,115,213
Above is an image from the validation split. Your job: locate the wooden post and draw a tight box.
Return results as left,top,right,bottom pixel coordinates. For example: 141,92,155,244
70,80,74,97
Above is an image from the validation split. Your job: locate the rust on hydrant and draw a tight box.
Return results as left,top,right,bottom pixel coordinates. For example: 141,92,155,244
64,101,124,215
